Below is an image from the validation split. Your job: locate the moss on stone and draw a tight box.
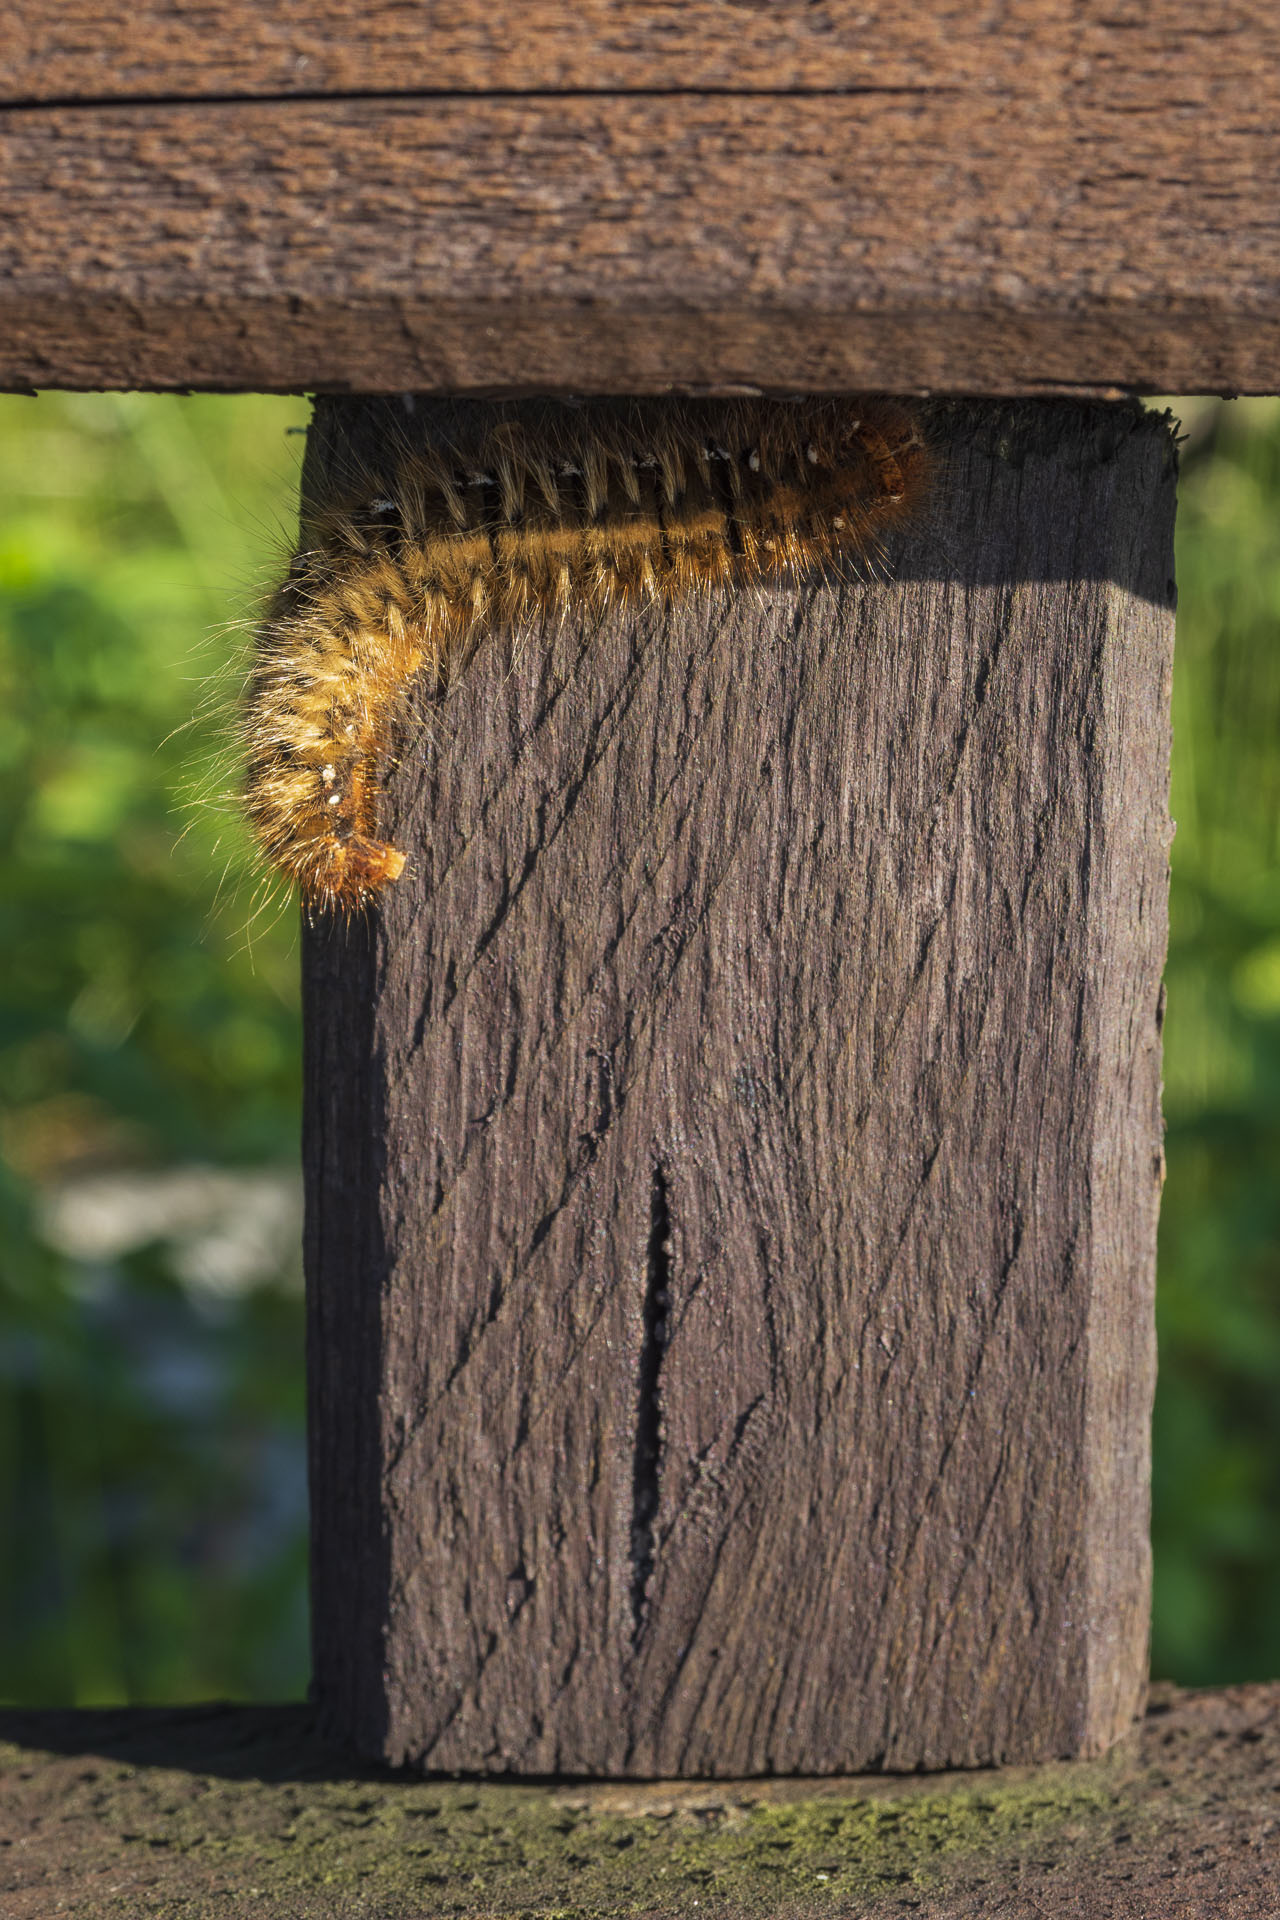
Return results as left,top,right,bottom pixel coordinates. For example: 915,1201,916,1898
0,1715,1152,1918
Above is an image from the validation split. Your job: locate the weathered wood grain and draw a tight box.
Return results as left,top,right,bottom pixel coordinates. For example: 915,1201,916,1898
7,0,1279,105
303,397,1175,1775
0,0,1056,99
3,81,1279,396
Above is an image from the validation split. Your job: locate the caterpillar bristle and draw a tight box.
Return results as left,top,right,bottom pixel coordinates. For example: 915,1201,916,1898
244,396,929,916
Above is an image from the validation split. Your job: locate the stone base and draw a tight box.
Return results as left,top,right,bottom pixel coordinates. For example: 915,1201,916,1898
2,1685,1277,1917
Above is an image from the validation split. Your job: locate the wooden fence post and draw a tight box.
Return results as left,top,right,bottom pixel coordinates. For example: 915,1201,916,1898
303,395,1175,1775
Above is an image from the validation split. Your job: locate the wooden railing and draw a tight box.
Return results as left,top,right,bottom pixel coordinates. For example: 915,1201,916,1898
2,4,1278,1909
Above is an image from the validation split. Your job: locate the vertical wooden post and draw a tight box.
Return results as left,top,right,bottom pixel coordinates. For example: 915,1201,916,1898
304,398,1175,1774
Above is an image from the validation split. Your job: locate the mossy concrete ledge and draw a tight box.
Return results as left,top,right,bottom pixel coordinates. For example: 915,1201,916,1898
1,1685,1277,1918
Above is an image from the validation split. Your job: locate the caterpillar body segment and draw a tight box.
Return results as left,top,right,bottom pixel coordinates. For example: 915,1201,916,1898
245,397,928,913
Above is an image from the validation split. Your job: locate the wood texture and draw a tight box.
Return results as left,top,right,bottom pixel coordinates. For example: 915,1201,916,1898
0,0,1097,99
2,3,1279,393
303,397,1175,1776
4,1686,1280,1917
12,1,1276,104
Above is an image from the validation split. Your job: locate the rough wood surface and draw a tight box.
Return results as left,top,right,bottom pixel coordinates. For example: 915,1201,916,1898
302,398,1175,1776
10,0,1274,102
3,1685,1278,1917
1,3,1279,393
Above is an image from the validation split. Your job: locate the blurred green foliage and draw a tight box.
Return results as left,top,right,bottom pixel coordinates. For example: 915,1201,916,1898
0,393,310,1703
1154,397,1280,1687
0,392,1276,1705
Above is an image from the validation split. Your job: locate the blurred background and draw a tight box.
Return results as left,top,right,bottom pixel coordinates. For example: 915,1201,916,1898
0,393,1276,1706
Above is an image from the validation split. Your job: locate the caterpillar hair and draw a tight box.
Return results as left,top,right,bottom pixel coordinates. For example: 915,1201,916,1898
244,396,928,915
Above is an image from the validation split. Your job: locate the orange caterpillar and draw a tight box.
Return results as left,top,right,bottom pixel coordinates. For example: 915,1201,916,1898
244,397,927,913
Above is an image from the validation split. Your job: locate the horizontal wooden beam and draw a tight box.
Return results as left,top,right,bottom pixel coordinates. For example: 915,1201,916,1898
6,0,1279,107
3,1687,1279,1915
1,0,1080,100
3,4,1278,394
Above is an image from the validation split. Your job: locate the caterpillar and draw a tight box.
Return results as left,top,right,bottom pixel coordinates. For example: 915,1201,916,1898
244,396,928,915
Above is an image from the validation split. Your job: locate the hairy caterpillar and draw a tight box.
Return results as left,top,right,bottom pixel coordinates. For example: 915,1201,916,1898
244,397,927,914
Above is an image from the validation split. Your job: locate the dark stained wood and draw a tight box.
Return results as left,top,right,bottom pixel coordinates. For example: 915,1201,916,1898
3,1686,1280,1916
3,80,1280,397
7,0,1279,104
0,0,1062,99
302,912,389,1762
302,397,1175,1775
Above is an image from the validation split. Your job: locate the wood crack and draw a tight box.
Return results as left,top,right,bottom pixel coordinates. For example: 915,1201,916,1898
630,1162,671,1647
0,83,960,117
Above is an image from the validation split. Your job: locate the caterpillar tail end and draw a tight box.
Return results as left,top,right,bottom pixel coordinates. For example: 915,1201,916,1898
299,835,408,915
370,844,408,885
